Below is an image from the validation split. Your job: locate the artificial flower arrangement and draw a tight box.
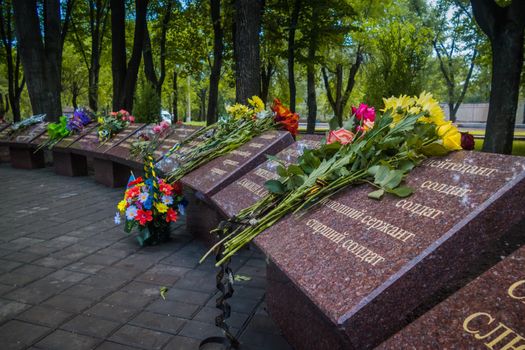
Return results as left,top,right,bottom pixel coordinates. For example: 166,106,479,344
7,114,46,136
158,95,299,183
38,109,92,149
115,155,186,246
129,120,172,160
202,92,471,265
98,109,135,142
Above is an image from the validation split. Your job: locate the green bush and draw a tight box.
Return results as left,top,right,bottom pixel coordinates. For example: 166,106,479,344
134,82,161,123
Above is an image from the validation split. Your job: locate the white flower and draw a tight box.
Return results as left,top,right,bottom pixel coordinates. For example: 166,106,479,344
249,218,258,225
162,195,173,205
114,212,121,225
126,205,138,220
138,191,149,203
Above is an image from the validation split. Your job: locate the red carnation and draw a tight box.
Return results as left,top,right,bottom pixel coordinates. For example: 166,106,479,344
461,132,475,150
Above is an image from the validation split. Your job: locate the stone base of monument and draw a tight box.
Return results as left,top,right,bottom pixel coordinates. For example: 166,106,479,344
53,150,88,177
93,157,131,187
266,260,350,350
0,145,9,162
185,190,225,247
9,146,45,169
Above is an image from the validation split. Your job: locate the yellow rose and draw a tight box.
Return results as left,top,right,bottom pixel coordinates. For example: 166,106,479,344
117,199,127,213
155,202,168,214
437,122,462,151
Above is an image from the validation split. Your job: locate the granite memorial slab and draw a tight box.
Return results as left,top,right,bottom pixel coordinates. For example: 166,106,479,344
155,128,206,174
212,134,324,218
181,130,294,245
105,124,201,168
91,123,146,187
252,151,525,350
181,130,294,198
153,125,202,162
4,122,49,169
51,123,98,177
378,245,525,349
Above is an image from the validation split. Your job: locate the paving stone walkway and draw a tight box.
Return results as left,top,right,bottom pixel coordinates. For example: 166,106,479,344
0,164,292,350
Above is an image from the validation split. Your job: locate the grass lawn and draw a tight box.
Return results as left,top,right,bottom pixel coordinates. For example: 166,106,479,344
475,139,525,156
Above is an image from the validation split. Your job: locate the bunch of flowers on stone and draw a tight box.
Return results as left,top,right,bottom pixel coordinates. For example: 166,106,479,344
130,120,172,159
7,114,46,136
160,95,299,183
40,109,92,149
98,109,135,142
203,92,470,265
115,160,185,246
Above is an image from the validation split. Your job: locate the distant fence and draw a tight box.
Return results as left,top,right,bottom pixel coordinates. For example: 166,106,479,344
441,101,525,124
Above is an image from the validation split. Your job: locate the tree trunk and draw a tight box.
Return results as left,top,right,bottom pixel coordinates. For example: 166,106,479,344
143,26,159,88
448,84,456,122
207,0,223,126
110,0,126,111
234,0,263,104
12,0,62,121
110,0,148,112
172,70,178,121
471,0,525,154
260,63,273,105
287,0,301,112
482,31,523,154
306,43,317,134
198,88,207,121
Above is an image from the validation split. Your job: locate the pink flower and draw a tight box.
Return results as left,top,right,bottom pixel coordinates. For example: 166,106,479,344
327,128,355,145
153,125,162,134
357,119,375,134
110,112,117,117
352,103,375,122
160,121,170,130
118,109,128,116
128,116,135,123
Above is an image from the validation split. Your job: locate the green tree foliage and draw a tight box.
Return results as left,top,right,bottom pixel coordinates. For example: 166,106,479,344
134,78,161,123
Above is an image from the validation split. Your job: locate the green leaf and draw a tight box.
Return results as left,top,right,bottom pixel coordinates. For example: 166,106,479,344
389,186,413,198
367,165,380,177
289,175,305,188
288,164,304,176
276,165,287,178
265,180,285,194
374,165,390,184
234,275,252,282
124,220,134,233
368,189,384,200
381,170,404,189
422,143,449,157
328,116,340,130
160,286,168,300
398,160,415,173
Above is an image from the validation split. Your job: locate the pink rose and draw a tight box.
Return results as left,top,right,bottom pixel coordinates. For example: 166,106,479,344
327,128,355,145
352,103,375,122
153,125,162,134
128,116,135,123
118,109,128,116
110,111,117,117
121,116,127,121
160,121,170,130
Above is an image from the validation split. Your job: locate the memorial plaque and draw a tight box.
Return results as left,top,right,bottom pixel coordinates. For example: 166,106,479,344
378,245,525,350
0,122,10,132
212,134,323,217
106,124,201,167
155,128,206,174
181,130,295,198
253,151,525,350
69,123,145,156
0,122,49,147
153,125,201,161
53,123,98,149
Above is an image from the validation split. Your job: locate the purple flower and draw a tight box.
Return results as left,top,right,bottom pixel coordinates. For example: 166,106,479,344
74,109,91,126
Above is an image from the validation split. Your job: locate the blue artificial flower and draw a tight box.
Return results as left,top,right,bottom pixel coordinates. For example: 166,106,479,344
143,197,153,210
126,205,138,220
74,109,91,125
114,212,121,225
178,203,186,216
161,195,173,205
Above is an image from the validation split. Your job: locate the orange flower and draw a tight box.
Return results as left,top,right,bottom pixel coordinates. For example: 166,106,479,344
271,98,299,136
327,128,355,145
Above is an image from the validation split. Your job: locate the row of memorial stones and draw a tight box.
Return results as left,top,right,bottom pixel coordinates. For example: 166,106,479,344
0,120,524,349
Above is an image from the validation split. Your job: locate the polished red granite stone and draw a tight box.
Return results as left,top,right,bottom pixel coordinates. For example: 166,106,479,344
378,245,525,349
254,151,525,349
105,124,201,167
0,122,49,147
52,123,98,149
153,125,202,161
211,134,323,217
181,130,294,197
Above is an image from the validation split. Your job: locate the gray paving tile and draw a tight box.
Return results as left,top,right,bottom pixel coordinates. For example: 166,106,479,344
146,299,200,319
84,302,139,322
61,315,121,338
109,325,171,350
129,311,185,335
16,305,74,328
0,320,51,350
42,294,94,313
36,329,100,350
